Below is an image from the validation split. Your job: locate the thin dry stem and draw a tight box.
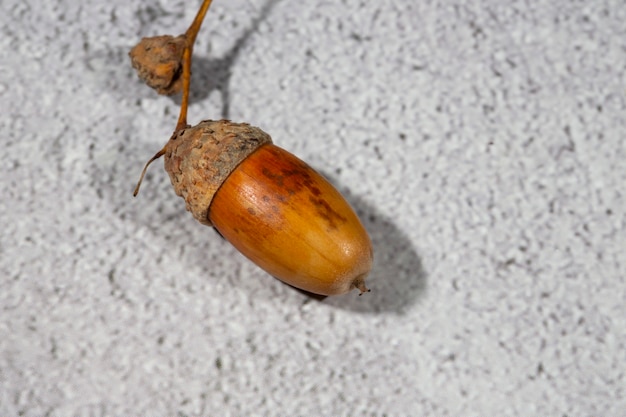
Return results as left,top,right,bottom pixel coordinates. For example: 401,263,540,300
176,0,214,130
354,276,371,296
175,45,192,131
133,148,167,196
134,0,214,195
185,0,214,44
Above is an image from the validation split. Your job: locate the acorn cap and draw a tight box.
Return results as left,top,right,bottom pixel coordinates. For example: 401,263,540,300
164,120,273,226
129,35,187,95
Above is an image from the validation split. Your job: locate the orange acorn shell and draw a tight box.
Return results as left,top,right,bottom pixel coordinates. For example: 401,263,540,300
164,120,372,296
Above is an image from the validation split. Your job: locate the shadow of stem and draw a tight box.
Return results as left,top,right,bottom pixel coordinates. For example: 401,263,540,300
174,0,284,119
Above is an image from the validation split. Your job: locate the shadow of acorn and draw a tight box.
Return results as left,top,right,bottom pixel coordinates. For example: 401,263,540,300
292,175,428,315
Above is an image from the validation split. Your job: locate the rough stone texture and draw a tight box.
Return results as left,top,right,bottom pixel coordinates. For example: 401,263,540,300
164,120,272,225
1,0,625,415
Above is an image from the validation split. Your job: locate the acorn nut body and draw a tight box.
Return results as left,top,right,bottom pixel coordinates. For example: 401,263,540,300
164,120,373,296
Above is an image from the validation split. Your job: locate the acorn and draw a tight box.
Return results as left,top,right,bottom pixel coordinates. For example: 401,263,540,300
128,35,187,95
162,119,373,296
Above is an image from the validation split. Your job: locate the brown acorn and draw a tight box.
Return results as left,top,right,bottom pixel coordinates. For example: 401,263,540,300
128,35,187,95
163,119,373,296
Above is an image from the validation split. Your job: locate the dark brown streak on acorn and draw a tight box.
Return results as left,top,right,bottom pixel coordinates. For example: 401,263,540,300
308,185,322,196
258,151,349,230
261,167,285,187
308,196,347,230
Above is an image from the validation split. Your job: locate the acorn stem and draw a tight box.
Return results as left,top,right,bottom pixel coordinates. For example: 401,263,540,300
176,0,214,131
133,147,166,196
353,277,371,296
185,0,214,43
175,45,192,131
133,0,213,195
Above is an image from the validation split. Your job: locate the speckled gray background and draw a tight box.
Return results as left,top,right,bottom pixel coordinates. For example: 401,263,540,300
1,0,625,415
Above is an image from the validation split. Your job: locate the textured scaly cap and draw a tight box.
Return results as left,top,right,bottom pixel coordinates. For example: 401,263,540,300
164,120,273,226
